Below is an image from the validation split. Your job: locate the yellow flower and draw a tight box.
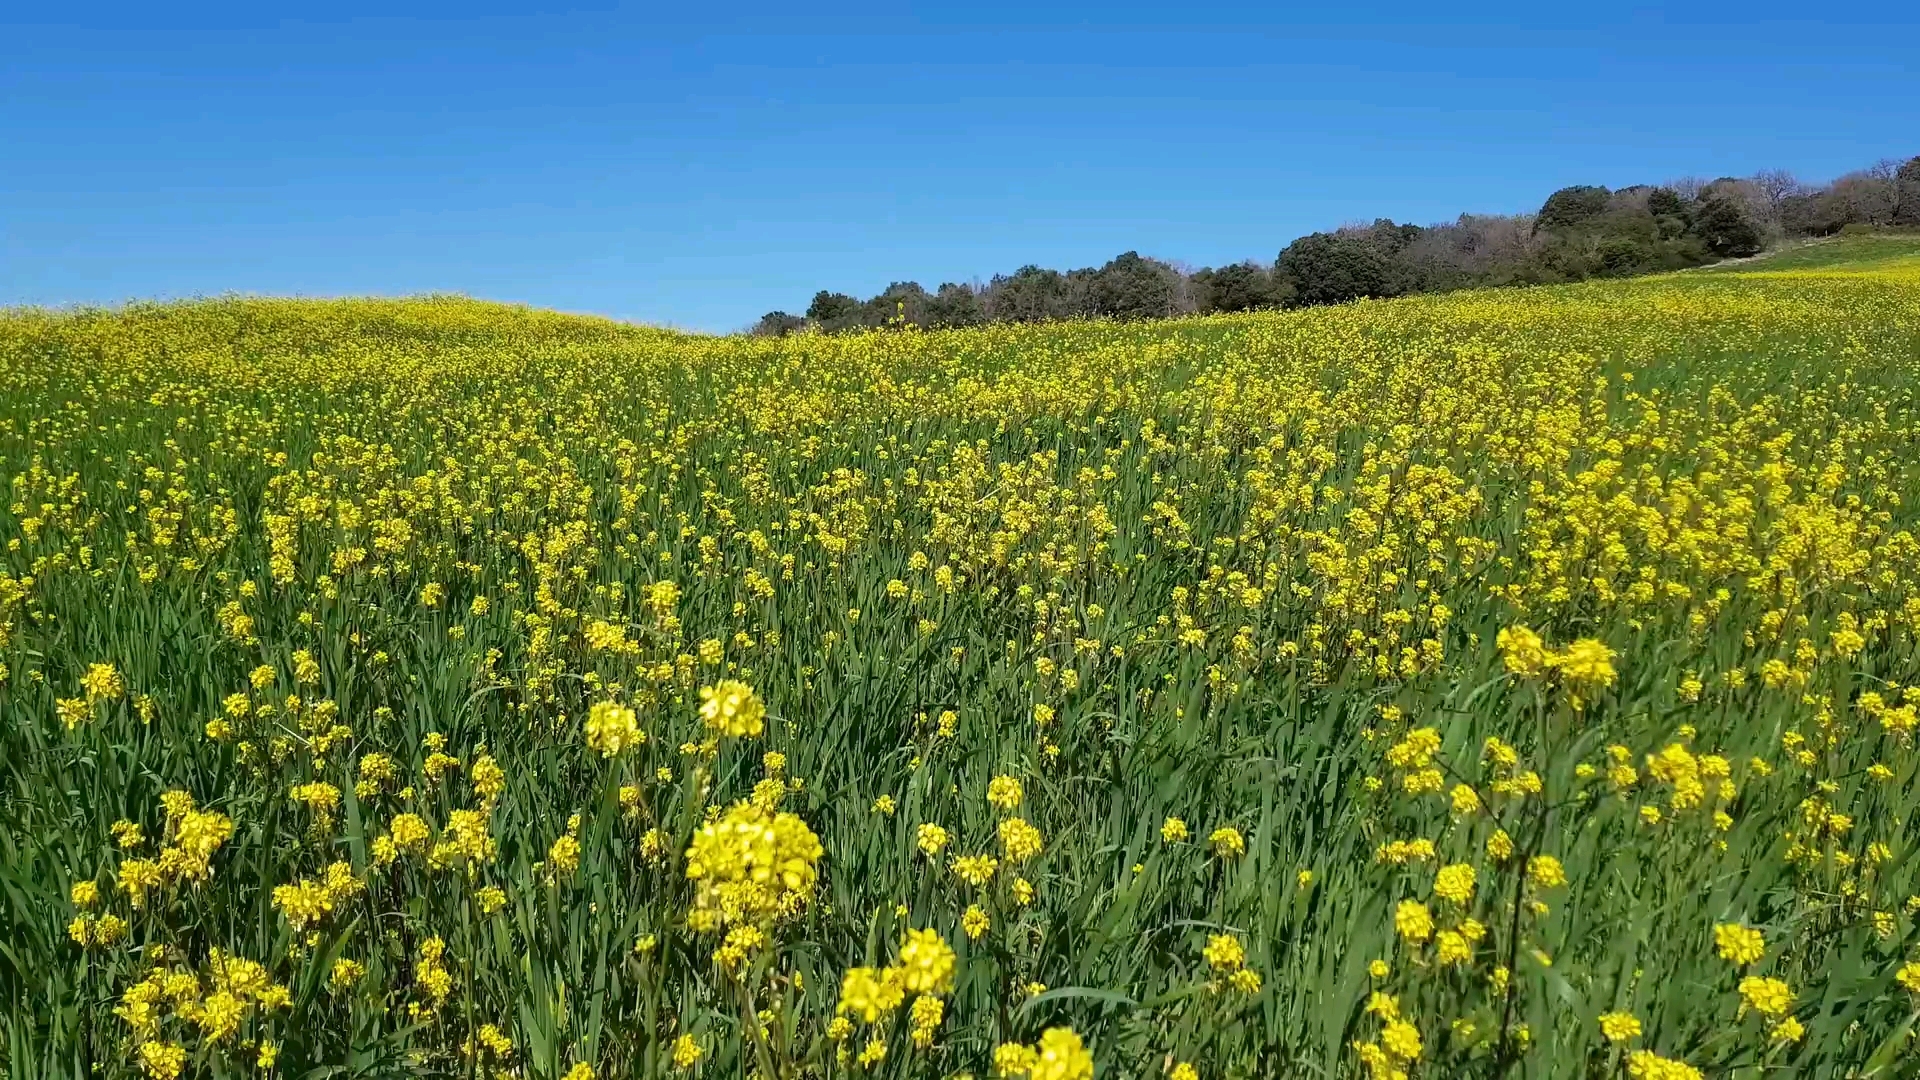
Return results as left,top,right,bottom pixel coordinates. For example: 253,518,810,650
1386,728,1441,769
909,993,945,1047
137,1041,188,1080
82,662,125,703
917,823,949,856
391,812,431,852
584,700,644,757
1714,923,1766,966
951,854,998,887
1625,1050,1702,1080
1497,625,1550,677
57,698,91,729
1029,1027,1094,1080
1011,877,1035,905
1737,975,1793,1017
1203,933,1245,972
416,936,453,1005
328,958,366,992
999,817,1044,863
1381,1019,1422,1061
88,913,126,945
683,800,822,928
836,966,906,1022
1161,817,1189,843
1486,829,1514,861
1395,900,1433,944
995,1042,1038,1077
272,878,333,931
1552,638,1617,691
289,781,342,818
1598,1011,1642,1042
962,905,991,939
1449,783,1482,815
1526,854,1566,889
1897,961,1920,993
1433,863,1476,905
547,833,581,878
988,774,1024,810
1434,930,1471,966
560,1062,594,1080
898,927,957,994
1208,827,1245,858
699,680,766,738
111,820,144,849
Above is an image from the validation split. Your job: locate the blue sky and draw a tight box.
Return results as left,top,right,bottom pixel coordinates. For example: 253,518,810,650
3,3,1915,332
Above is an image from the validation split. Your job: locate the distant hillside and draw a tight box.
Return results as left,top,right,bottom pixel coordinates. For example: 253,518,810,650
1699,233,1920,275
755,153,1920,335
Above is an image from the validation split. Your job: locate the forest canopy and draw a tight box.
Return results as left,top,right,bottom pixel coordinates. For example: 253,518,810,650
753,153,1920,334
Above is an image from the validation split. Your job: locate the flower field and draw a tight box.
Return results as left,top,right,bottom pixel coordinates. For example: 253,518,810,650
4,251,1920,1078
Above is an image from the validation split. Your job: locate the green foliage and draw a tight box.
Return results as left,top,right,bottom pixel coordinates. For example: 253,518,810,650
806,290,864,330
1275,232,1397,306
1896,157,1920,227
1191,263,1281,314
1088,252,1180,321
770,151,1917,332
1534,186,1613,233
925,284,986,329
752,311,807,337
1646,188,1687,221
1694,195,1764,258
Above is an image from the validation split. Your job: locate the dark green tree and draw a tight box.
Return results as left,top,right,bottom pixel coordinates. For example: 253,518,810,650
1089,252,1179,320
860,282,930,328
806,291,863,331
987,266,1073,323
750,311,806,337
1646,187,1688,220
1778,191,1853,236
1895,156,1920,226
1692,195,1764,258
1193,262,1274,313
1275,232,1393,307
925,283,985,328
1534,185,1613,233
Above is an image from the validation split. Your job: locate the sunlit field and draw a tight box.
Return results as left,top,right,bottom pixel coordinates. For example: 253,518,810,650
4,248,1920,1079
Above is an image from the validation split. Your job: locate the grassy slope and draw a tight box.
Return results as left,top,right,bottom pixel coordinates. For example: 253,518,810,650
1702,233,1920,275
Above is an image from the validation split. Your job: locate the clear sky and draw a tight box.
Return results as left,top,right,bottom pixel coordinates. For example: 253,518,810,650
4,3,1915,332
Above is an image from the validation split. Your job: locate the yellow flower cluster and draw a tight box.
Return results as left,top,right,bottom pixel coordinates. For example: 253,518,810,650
699,679,766,738
584,699,645,757
114,793,234,908
683,800,823,930
833,927,960,1055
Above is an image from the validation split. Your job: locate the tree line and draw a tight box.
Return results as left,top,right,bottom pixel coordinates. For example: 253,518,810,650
751,153,1920,335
